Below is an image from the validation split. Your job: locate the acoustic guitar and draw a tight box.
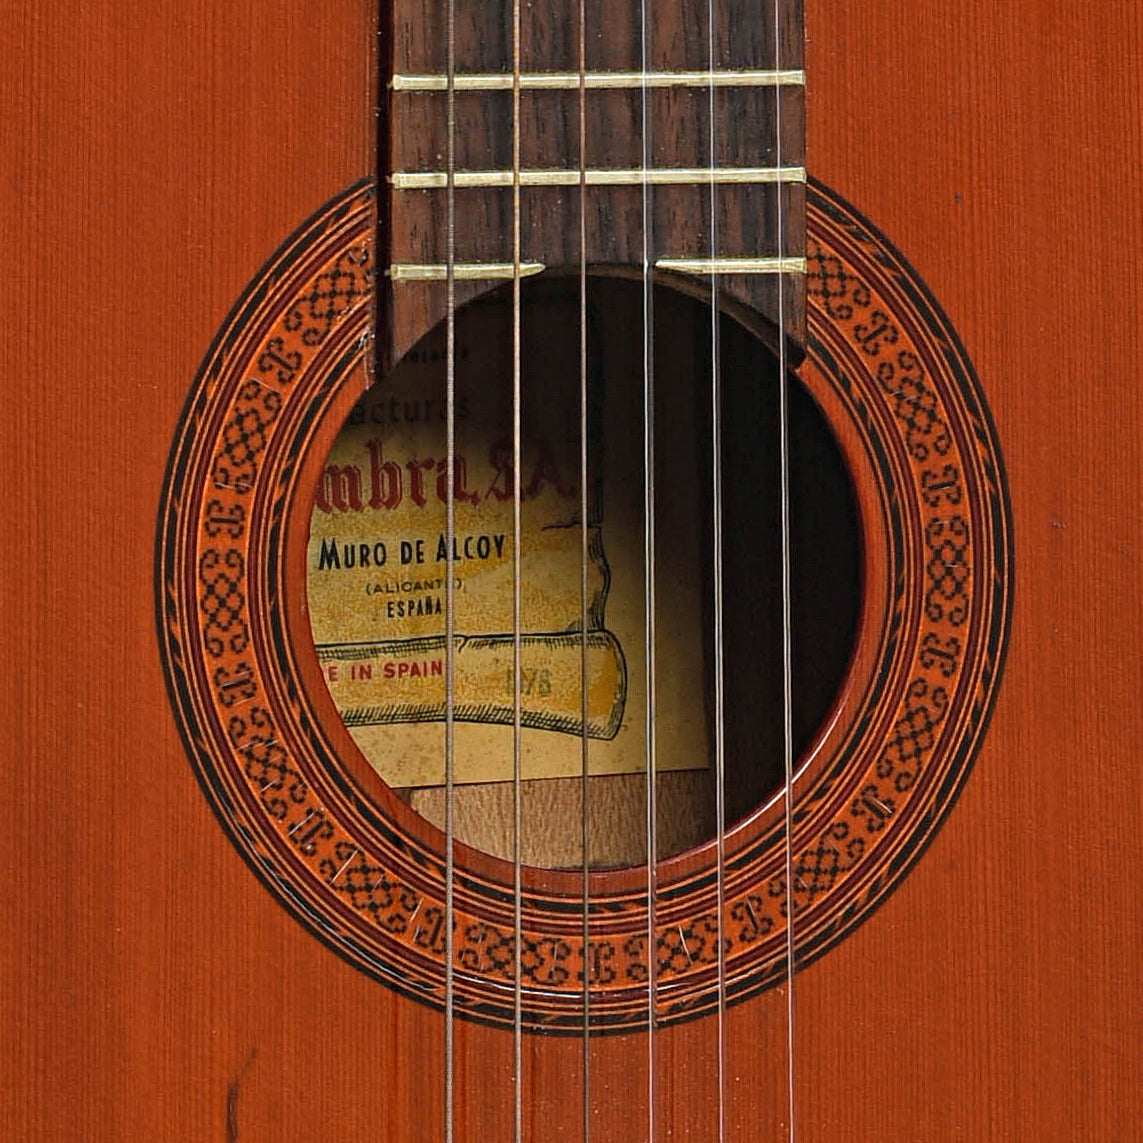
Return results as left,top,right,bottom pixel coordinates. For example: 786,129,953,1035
3,0,1140,1140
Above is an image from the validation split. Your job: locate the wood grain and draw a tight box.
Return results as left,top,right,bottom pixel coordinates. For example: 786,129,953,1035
799,2,1143,1139
1,1,1141,1141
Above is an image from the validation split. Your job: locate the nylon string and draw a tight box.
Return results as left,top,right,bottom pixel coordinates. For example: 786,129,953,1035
578,0,592,1134
511,0,525,1134
774,0,797,1138
706,0,727,1137
443,0,457,1128
639,0,658,1136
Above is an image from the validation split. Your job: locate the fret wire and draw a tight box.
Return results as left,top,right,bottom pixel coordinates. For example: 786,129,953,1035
392,68,804,91
657,256,806,274
391,166,806,189
388,262,545,281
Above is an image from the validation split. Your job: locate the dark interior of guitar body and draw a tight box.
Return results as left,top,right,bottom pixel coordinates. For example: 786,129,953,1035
310,274,860,867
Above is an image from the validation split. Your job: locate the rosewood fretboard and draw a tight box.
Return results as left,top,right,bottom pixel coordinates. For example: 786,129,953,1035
380,0,805,365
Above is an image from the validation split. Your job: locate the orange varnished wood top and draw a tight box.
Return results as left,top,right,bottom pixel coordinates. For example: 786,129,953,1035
1,1,1141,1140
802,3,1143,1138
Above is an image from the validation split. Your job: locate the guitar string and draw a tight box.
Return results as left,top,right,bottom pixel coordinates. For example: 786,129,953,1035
443,0,457,1132
774,0,797,1138
578,0,591,1135
640,0,658,1135
441,7,796,1140
511,0,525,1134
707,0,727,1139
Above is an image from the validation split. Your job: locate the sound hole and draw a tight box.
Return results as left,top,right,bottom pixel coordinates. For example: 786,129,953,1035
306,276,860,868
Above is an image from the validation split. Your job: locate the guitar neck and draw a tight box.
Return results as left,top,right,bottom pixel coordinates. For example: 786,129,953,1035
381,0,806,365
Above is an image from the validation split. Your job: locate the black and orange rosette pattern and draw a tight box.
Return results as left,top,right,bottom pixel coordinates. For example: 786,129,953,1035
157,179,1011,1032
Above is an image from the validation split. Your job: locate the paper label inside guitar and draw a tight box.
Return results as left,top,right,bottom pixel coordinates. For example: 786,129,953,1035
307,285,712,787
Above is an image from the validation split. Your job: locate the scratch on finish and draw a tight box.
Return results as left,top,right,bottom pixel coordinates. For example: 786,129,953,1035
226,1048,258,1143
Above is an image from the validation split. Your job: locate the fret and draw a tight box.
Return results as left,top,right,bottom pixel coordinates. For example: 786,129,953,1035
656,255,807,275
388,262,547,282
392,69,805,92
391,166,807,190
